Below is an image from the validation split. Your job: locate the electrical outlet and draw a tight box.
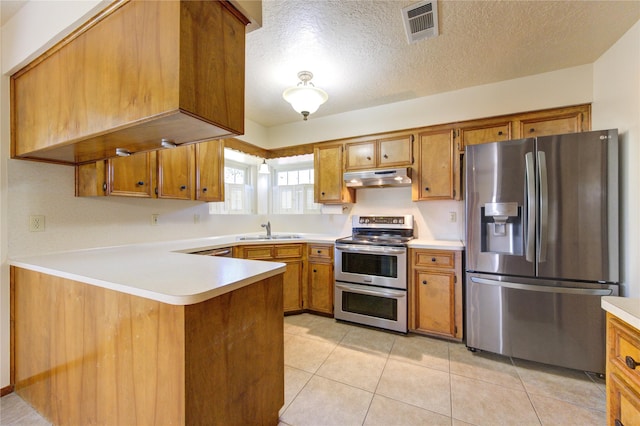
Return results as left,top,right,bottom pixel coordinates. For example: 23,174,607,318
29,215,45,232
151,214,159,225
449,212,457,223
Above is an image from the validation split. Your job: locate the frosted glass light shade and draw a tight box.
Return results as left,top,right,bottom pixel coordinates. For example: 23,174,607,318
282,71,328,120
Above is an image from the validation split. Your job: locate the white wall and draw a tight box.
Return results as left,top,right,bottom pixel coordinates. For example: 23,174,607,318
592,20,640,298
1,1,637,390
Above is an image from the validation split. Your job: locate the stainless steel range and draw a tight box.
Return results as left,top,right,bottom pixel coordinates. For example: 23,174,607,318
334,215,414,333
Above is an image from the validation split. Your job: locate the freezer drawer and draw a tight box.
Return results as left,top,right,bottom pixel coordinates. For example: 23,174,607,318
465,273,618,374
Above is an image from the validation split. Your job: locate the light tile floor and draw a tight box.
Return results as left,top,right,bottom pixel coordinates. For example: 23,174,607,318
0,313,607,426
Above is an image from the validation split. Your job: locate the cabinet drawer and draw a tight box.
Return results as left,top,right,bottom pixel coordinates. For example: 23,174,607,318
274,244,304,259
414,250,455,269
240,246,274,260
308,244,333,260
609,315,640,388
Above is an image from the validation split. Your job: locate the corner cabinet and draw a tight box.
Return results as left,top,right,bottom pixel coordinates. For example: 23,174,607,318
314,144,355,204
606,313,640,426
412,129,457,201
409,248,463,341
233,244,304,313
306,244,334,315
76,139,224,202
11,0,248,165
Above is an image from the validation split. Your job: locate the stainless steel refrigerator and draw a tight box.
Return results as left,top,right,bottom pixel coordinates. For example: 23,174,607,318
465,129,619,374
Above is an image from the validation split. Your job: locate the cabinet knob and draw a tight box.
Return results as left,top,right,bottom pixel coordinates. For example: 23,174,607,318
383,154,389,159
202,187,208,193
425,187,430,191
180,185,187,190
615,419,624,426
625,355,638,370
321,192,326,196
529,128,535,133
366,156,371,160
431,257,436,262
102,182,107,192
422,280,428,285
313,269,317,273
317,250,322,254
498,131,503,136
136,181,144,186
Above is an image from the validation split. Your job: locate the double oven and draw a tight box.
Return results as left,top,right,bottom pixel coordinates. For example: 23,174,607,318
334,215,413,333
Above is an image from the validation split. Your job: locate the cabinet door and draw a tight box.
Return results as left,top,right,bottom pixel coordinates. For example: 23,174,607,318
413,129,454,200
283,259,303,313
157,144,194,200
345,141,376,170
459,122,511,152
195,139,224,202
519,113,585,138
608,372,640,426
413,270,456,338
314,144,354,204
308,261,333,314
378,135,413,167
107,151,156,197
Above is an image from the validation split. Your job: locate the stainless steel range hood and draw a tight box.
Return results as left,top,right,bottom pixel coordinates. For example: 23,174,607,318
344,168,412,188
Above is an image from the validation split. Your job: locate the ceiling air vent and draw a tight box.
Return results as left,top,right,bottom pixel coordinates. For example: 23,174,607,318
401,0,439,44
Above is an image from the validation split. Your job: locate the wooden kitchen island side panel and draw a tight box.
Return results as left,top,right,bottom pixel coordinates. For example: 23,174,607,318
11,266,284,426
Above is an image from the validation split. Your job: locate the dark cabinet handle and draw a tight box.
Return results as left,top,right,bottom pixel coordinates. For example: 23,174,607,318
422,280,427,285
317,250,322,254
425,187,430,191
136,181,144,186
529,128,535,133
180,185,187,190
321,192,326,196
102,182,107,192
431,257,436,262
498,131,503,136
383,154,388,159
615,419,624,426
366,156,371,160
202,187,208,192
313,269,317,273
625,355,637,369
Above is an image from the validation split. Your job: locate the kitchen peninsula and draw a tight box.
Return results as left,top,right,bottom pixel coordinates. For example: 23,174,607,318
9,237,290,425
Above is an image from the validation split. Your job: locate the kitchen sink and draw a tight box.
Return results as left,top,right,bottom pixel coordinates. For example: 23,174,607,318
237,234,301,241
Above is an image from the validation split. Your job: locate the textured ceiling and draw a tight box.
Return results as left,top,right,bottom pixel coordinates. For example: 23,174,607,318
246,0,640,128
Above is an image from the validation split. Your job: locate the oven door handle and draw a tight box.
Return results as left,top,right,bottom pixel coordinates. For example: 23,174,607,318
335,283,407,298
335,245,406,255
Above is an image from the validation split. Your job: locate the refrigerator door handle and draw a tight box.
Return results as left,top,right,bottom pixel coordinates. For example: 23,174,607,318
470,277,614,296
537,151,549,262
525,152,536,262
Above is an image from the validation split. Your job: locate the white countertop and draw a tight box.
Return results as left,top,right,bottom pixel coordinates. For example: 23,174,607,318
9,233,464,306
602,296,640,330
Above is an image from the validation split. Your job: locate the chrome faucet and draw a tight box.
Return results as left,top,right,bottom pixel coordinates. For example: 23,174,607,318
261,221,271,238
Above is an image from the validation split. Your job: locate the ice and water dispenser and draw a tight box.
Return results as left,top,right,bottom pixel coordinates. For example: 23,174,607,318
480,202,523,255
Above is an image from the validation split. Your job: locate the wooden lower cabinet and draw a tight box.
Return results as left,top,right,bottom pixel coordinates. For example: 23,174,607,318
11,266,284,425
306,244,334,315
234,243,304,313
409,249,463,341
606,313,640,426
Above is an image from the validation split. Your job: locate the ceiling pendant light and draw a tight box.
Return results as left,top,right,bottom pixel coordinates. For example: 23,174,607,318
258,159,270,174
282,71,328,121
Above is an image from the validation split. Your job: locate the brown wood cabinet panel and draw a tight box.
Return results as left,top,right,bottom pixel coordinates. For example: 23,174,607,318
314,144,355,204
345,141,376,170
414,270,455,337
12,266,284,425
459,122,512,152
11,0,247,165
195,139,224,202
608,373,640,426
414,251,455,269
378,135,413,167
274,244,304,259
236,245,273,260
308,244,333,260
107,151,155,197
413,129,455,201
307,261,333,314
518,105,589,138
157,145,194,200
283,260,303,312
75,161,105,197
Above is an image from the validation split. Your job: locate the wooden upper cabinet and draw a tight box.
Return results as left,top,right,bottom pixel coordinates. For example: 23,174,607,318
314,144,355,204
344,134,414,171
107,152,156,198
413,129,455,201
157,145,194,200
195,139,224,202
518,105,590,137
458,121,512,152
11,0,248,165
345,141,376,170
